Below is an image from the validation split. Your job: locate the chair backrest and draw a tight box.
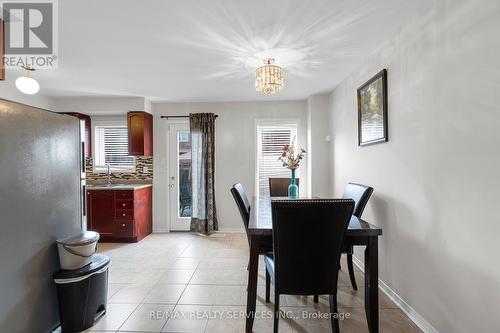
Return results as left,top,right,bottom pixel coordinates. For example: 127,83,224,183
271,199,354,295
342,182,374,218
268,178,300,197
230,183,251,236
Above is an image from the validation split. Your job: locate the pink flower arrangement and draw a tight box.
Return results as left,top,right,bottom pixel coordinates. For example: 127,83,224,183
279,144,306,170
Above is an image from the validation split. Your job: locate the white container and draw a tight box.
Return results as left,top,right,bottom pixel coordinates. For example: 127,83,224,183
57,231,100,270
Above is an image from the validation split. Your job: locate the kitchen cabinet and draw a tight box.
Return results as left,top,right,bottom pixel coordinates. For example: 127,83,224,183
87,186,152,242
127,111,153,156
60,112,92,157
87,190,114,236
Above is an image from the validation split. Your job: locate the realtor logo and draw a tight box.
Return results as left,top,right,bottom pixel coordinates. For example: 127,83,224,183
1,1,58,68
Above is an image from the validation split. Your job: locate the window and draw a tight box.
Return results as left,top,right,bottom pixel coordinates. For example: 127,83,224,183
179,131,189,142
256,121,299,196
94,126,135,171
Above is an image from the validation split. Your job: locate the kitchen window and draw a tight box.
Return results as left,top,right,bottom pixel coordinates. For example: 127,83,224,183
256,121,299,196
94,125,135,172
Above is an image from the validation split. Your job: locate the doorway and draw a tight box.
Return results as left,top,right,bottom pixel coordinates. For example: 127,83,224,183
168,122,192,231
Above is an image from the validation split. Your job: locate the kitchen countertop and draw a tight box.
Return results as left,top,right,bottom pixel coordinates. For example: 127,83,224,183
87,183,152,190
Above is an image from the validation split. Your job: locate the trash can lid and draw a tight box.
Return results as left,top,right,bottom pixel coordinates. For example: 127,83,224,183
56,231,99,246
53,254,110,279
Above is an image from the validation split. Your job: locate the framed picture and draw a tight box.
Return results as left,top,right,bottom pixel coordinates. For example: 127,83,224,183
357,69,388,146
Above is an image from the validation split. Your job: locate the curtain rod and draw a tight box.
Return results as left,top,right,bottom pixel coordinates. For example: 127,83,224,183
160,115,218,119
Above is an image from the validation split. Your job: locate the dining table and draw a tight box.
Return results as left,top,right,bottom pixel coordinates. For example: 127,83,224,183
245,196,383,333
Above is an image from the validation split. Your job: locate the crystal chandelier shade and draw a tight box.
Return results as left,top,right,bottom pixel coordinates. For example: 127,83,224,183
255,58,284,94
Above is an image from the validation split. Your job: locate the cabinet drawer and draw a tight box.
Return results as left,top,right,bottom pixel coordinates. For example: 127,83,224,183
116,200,134,210
116,210,134,220
115,220,134,237
115,190,134,199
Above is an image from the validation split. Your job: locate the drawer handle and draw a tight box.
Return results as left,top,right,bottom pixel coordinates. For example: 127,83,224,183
122,213,126,216
122,223,125,227
122,203,126,207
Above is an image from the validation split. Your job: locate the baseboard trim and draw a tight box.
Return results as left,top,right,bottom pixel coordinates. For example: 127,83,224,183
351,256,439,333
152,228,244,234
153,228,169,233
216,228,245,234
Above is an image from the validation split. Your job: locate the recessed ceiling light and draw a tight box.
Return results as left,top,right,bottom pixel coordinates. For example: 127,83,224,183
16,65,40,95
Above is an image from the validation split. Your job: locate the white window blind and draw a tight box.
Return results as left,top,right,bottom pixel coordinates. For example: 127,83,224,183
94,126,135,171
256,122,298,196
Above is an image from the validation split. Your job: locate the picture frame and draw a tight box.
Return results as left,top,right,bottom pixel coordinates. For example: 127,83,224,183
357,69,388,146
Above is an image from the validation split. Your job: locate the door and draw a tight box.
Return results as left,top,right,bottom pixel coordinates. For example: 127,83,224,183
168,122,192,230
87,190,115,236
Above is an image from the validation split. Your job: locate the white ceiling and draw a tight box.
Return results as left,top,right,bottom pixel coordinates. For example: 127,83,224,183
10,0,434,102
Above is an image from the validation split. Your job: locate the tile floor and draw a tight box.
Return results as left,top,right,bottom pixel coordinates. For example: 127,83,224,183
69,232,422,332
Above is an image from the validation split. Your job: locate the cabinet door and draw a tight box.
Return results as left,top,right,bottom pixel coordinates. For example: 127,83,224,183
127,111,153,156
128,112,144,155
88,190,115,236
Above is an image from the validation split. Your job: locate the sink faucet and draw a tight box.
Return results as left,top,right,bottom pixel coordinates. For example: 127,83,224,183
106,164,112,186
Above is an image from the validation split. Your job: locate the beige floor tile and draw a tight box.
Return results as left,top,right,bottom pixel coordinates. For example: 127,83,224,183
190,269,248,285
213,285,247,305
287,306,355,333
162,305,210,332
91,303,139,330
197,257,248,270
204,306,246,333
108,268,142,284
108,283,128,300
337,269,364,287
143,284,187,304
177,284,217,305
300,288,364,309
170,258,201,269
157,269,195,284
95,232,419,333
118,303,174,332
380,308,423,333
108,285,152,304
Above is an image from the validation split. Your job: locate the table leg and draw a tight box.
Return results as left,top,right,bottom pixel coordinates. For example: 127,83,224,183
246,236,260,333
364,236,379,333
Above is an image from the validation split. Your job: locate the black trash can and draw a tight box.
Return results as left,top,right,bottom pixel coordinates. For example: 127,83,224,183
53,254,110,333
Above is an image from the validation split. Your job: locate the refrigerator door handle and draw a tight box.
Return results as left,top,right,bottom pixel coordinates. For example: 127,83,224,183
81,142,86,175
82,184,86,217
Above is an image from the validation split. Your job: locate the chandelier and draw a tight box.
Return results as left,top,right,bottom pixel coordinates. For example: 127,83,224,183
255,58,283,94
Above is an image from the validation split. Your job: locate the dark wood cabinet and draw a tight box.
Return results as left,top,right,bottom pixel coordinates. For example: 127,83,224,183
87,190,114,236
87,186,152,242
60,112,92,157
127,111,153,156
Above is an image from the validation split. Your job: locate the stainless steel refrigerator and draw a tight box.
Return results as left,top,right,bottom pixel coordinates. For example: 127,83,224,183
0,99,82,333
79,118,87,231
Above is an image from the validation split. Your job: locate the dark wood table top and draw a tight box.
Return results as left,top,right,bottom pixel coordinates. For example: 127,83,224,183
248,196,383,237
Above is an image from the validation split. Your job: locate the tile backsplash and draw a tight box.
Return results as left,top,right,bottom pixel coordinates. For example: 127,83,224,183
86,156,153,182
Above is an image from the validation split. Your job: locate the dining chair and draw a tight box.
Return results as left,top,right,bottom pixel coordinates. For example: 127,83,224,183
341,182,374,290
264,199,354,333
268,178,300,197
230,183,273,263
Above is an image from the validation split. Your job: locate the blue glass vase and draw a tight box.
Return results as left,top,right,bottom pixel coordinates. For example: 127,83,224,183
288,168,299,199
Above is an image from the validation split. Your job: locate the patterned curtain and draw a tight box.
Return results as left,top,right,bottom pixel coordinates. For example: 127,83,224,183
189,113,218,235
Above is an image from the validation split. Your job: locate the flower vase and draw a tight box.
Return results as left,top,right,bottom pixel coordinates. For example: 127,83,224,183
288,168,299,199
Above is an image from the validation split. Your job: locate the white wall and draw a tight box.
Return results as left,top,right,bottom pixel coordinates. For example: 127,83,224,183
307,94,331,197
53,96,149,115
152,100,308,232
327,0,500,332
